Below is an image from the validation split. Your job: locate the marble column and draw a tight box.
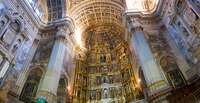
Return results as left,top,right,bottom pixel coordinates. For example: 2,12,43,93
129,21,169,98
36,27,70,103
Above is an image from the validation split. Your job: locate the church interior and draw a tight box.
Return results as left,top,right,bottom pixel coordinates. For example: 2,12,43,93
0,0,200,103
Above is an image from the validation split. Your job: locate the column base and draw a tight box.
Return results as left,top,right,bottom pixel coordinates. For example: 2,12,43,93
130,99,147,103
148,86,172,103
37,91,57,103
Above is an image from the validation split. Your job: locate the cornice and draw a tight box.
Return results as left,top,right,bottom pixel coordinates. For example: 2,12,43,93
17,0,47,29
124,0,163,19
44,17,75,34
17,0,75,33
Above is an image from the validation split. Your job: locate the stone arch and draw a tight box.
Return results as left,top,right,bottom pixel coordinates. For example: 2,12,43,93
159,55,186,88
57,74,68,103
19,67,44,103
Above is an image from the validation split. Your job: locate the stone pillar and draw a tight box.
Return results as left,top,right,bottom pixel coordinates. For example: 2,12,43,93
129,20,169,101
0,59,10,79
36,27,70,103
0,59,11,102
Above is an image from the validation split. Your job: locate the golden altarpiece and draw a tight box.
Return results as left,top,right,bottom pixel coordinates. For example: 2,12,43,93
72,28,144,103
0,0,199,103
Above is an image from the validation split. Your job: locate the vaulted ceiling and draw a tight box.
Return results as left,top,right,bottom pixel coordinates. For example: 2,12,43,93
26,0,160,25
67,0,160,30
68,0,125,27
67,0,160,48
68,0,125,48
25,0,160,48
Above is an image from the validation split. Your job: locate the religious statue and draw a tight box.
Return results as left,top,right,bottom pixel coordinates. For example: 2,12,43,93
103,88,109,99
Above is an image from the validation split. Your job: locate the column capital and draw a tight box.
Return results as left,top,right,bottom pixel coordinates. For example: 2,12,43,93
56,27,70,38
128,18,143,32
131,26,143,33
55,26,72,44
55,36,68,46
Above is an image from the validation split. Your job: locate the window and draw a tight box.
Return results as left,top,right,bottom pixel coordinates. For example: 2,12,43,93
126,0,159,13
26,0,43,17
47,0,65,21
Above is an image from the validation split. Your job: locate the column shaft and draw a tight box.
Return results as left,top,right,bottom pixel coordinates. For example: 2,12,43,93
0,60,10,78
37,37,66,102
131,30,168,95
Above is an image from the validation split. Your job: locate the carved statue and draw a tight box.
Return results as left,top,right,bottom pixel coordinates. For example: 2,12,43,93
103,88,109,99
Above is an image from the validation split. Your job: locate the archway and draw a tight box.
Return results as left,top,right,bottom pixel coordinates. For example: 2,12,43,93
19,68,43,103
160,56,186,88
57,76,68,103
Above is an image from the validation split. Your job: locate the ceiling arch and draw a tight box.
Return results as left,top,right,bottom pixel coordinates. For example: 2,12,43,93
68,0,125,31
25,0,160,24
68,0,126,49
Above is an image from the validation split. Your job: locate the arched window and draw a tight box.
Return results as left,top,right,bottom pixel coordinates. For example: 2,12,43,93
47,0,65,21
